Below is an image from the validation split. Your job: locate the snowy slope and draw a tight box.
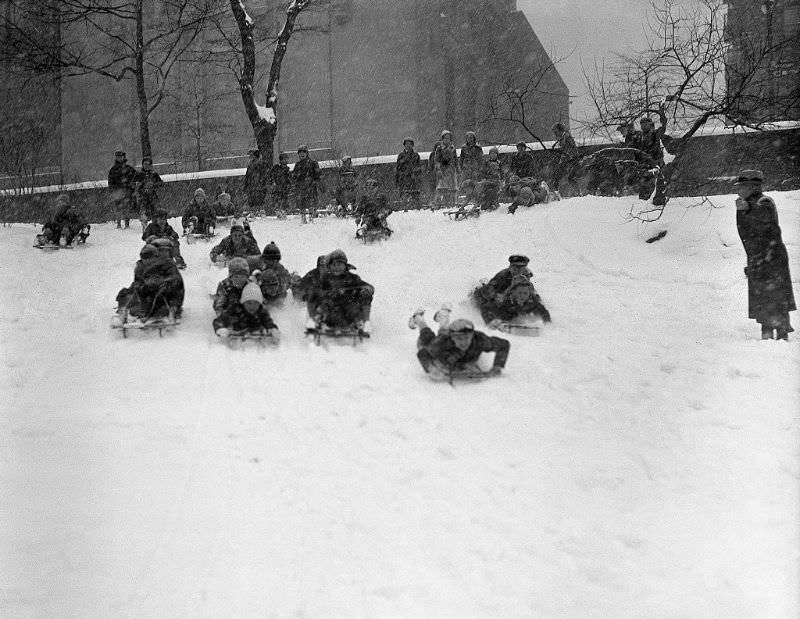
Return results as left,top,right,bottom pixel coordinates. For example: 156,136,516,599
1,193,798,618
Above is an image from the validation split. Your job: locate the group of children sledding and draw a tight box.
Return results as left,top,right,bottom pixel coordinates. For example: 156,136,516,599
112,208,552,379
34,194,92,248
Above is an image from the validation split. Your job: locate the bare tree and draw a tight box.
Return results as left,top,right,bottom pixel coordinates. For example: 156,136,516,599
583,0,799,214
225,0,319,167
0,0,221,160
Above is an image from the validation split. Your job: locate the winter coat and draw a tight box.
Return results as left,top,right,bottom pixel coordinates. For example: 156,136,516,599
460,143,484,181
337,165,358,191
417,326,510,371
293,264,326,303
554,132,577,155
43,203,84,243
209,234,261,262
293,158,322,195
108,162,138,194
357,194,391,230
484,266,534,299
134,169,164,215
478,291,550,324
736,192,796,326
433,142,459,191
510,152,535,179
639,127,665,166
182,198,216,234
142,220,178,242
270,163,292,198
213,277,247,315
255,260,292,292
213,303,277,334
310,270,374,316
395,150,421,190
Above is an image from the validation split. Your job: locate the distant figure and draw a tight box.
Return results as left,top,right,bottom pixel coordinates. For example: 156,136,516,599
510,141,535,180
293,144,322,214
269,152,292,217
107,150,137,229
433,130,459,209
551,122,578,197
734,170,795,340
244,149,268,212
133,156,164,231
459,131,484,183
395,137,422,210
334,155,359,212
37,193,90,246
181,188,216,235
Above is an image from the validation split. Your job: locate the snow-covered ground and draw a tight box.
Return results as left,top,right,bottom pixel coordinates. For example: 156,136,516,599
1,192,798,618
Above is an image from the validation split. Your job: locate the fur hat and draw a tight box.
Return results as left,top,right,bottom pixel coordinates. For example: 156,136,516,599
240,282,264,305
508,254,530,266
228,257,250,275
262,241,281,260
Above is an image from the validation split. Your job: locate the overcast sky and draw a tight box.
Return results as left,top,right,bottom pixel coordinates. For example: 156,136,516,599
518,0,657,129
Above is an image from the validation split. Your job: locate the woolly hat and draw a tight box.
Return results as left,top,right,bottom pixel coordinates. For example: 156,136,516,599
734,169,763,185
465,131,476,140
326,249,349,267
260,269,279,285
240,282,264,305
228,257,250,275
262,241,281,260
218,192,231,203
449,318,474,333
440,129,453,139
140,244,158,259
194,187,206,199
508,254,530,266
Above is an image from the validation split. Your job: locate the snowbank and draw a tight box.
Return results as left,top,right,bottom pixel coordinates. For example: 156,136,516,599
1,193,798,618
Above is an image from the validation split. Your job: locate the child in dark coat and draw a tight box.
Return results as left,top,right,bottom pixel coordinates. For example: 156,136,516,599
213,282,279,339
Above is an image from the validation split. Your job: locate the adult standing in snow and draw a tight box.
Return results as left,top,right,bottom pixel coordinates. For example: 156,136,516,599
395,137,421,210
459,131,483,183
134,156,164,231
293,144,322,215
107,150,137,229
244,149,268,212
734,170,795,340
433,130,459,209
550,122,577,198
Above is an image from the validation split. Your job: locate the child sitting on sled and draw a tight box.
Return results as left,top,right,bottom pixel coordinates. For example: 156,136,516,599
114,243,185,323
213,282,279,340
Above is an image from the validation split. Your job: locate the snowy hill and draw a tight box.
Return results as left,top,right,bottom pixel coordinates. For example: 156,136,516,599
1,193,798,618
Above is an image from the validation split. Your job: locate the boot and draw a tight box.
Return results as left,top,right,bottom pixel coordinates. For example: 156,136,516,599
761,325,774,340
776,328,789,341
434,303,452,328
408,308,425,330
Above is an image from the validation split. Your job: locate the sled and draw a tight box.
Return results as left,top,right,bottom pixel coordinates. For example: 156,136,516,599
444,206,480,220
111,313,178,338
223,330,279,348
355,227,390,244
495,322,542,337
184,231,217,244
305,324,368,346
34,243,74,250
428,367,500,386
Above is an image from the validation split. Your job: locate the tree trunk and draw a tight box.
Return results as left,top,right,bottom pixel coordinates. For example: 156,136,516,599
230,0,310,166
135,0,152,161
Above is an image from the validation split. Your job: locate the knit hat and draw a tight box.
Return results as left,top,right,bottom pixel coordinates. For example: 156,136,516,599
262,241,281,260
440,129,453,139
194,187,206,199
449,318,474,333
240,282,264,305
509,254,530,266
140,244,158,259
733,169,763,185
228,257,250,275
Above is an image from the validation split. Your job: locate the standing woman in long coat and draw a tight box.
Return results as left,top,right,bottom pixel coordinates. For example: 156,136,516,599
735,170,796,340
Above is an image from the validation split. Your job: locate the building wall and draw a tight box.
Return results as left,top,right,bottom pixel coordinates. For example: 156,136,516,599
54,0,568,181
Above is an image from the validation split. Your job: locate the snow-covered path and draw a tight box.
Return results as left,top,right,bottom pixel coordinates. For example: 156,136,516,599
1,193,798,618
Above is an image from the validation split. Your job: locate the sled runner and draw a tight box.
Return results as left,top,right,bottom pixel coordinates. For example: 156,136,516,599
444,205,480,220
305,323,368,346
223,330,279,348
494,322,542,337
428,367,500,386
34,243,74,250
184,231,217,244
111,312,178,338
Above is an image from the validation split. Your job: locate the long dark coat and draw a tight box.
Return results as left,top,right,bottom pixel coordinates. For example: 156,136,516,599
736,192,796,328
